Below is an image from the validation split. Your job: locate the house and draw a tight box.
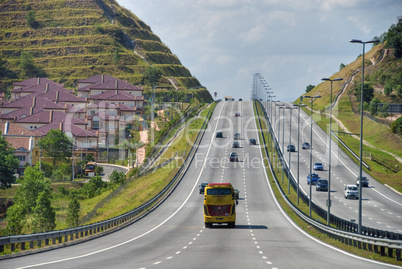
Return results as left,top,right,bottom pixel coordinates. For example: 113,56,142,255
0,122,41,175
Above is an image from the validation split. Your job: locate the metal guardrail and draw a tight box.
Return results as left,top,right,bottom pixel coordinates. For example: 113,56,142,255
0,110,212,257
254,101,402,261
331,132,370,170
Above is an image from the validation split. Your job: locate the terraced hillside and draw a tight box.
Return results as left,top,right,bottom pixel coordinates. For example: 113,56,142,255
0,0,210,100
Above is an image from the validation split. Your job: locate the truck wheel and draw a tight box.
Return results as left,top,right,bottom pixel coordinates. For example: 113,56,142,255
205,222,211,228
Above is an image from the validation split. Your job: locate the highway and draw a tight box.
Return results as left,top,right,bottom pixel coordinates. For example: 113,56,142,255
2,101,399,269
268,101,402,233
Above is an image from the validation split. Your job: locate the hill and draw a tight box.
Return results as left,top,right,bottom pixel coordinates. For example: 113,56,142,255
0,0,212,102
295,40,402,190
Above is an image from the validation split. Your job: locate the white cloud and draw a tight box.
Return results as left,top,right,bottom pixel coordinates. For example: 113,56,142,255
119,0,402,101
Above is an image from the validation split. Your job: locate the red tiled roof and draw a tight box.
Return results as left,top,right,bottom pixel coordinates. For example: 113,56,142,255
3,95,67,110
0,107,43,121
89,90,144,102
0,122,41,136
35,122,97,137
15,110,86,125
13,78,63,88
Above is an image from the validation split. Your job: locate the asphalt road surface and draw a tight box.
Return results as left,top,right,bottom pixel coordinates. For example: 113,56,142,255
2,101,399,269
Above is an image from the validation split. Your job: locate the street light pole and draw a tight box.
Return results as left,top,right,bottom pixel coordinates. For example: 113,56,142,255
293,103,306,205
286,106,296,194
322,77,343,225
279,106,285,183
303,95,321,216
349,38,379,233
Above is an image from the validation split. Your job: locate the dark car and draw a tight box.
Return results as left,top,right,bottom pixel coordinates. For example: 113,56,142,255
229,152,239,162
313,162,324,171
356,176,369,187
234,133,241,140
249,138,257,145
235,112,240,117
232,141,240,148
302,142,310,149
316,179,328,191
239,98,242,101
199,183,208,194
287,145,296,152
216,132,223,138
307,173,320,185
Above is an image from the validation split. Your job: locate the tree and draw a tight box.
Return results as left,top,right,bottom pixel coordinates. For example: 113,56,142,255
66,196,80,228
113,49,121,65
305,84,315,93
339,63,346,70
369,97,380,115
0,132,19,189
32,191,56,233
353,83,374,104
25,11,37,28
144,65,162,88
109,170,126,185
385,21,402,58
3,203,27,235
19,51,35,77
14,165,51,214
38,129,72,165
391,116,402,135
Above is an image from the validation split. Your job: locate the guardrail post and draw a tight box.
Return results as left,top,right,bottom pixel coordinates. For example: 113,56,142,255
380,246,386,256
65,235,68,243
11,243,15,252
52,237,56,244
21,242,25,250
388,247,394,258
396,249,401,261
368,243,372,252
0,244,4,252
30,241,34,249
70,234,74,241
45,238,49,246
37,240,41,248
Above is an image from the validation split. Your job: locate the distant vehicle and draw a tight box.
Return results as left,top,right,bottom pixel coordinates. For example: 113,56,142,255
316,179,328,191
345,185,359,199
233,133,241,140
356,176,369,187
85,162,97,177
235,112,240,117
302,142,310,149
199,183,208,194
204,183,236,228
216,132,223,138
307,173,320,185
232,141,240,148
287,145,296,152
313,162,324,170
229,152,239,162
239,98,242,101
234,189,240,200
249,139,257,145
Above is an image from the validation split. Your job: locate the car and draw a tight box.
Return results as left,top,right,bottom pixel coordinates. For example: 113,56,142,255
232,141,240,148
234,189,240,200
216,132,223,138
345,185,359,199
234,133,241,140
239,98,242,101
307,173,320,185
235,112,240,117
302,142,310,149
249,138,257,145
356,176,369,187
229,152,239,162
316,179,328,191
287,145,296,152
199,183,208,194
313,162,324,170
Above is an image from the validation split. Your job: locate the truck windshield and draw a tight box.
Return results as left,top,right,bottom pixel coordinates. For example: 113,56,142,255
207,188,232,195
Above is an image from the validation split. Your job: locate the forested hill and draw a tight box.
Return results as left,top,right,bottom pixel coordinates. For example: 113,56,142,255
0,0,212,101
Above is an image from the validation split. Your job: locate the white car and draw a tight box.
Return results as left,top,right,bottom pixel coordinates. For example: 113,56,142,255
344,185,359,199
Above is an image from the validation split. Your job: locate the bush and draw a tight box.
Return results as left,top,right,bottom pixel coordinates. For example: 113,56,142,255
391,116,402,135
41,162,54,178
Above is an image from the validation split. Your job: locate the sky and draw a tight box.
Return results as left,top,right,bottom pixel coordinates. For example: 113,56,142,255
117,0,402,102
